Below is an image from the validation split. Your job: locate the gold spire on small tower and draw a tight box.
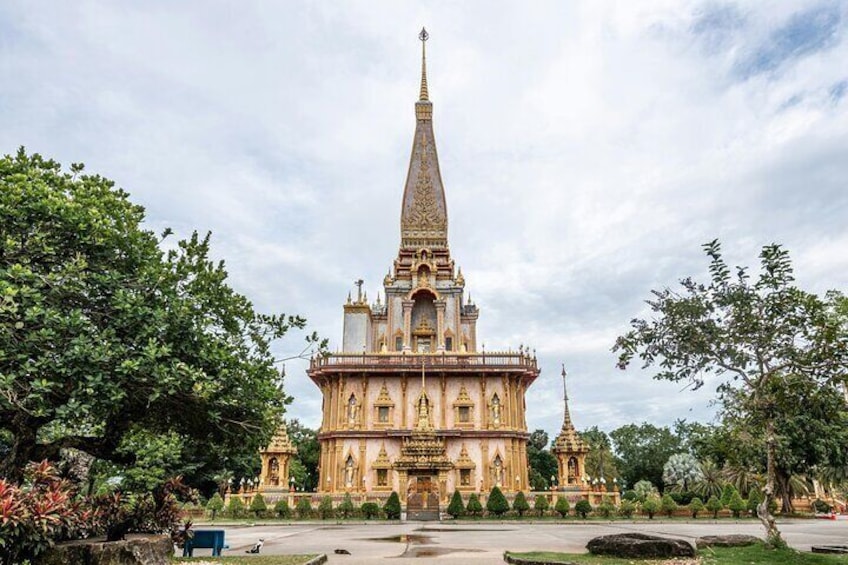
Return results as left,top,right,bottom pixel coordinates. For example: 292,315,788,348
561,364,572,428
419,27,429,101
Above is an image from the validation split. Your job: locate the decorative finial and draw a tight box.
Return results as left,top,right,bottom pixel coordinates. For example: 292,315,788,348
561,364,572,426
418,27,429,101
354,279,364,303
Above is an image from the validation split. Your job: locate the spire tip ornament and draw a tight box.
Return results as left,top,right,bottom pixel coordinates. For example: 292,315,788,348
418,27,430,102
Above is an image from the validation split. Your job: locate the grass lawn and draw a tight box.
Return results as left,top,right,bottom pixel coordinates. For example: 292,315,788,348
172,556,319,564
507,544,848,564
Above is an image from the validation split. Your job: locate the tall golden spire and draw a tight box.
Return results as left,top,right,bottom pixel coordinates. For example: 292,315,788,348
419,27,429,101
561,364,572,428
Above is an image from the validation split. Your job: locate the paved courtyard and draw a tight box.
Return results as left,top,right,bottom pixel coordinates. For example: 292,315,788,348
183,519,848,564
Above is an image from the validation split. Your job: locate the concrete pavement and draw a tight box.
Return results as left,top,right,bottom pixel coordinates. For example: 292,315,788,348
182,519,848,564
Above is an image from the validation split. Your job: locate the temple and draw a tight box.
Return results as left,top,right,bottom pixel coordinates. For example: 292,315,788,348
307,29,539,519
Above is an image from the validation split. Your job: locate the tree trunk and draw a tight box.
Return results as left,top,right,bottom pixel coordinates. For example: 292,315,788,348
775,472,794,514
757,419,785,548
0,420,38,483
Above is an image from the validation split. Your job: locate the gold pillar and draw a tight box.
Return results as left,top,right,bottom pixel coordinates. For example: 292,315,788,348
435,300,446,350
440,374,447,429
480,378,487,429
401,376,408,428
402,299,413,351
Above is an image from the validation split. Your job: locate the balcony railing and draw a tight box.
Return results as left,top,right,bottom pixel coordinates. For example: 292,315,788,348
309,352,538,372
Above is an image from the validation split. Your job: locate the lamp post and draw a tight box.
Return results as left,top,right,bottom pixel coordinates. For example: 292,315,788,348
289,476,295,492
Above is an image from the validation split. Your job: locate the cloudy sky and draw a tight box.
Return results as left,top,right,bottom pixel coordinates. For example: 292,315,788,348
2,1,847,441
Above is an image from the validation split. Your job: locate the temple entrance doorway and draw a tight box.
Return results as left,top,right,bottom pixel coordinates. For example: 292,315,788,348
406,472,440,521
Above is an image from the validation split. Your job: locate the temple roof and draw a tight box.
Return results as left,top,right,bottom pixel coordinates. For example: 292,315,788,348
554,366,589,455
400,28,448,251
261,421,297,455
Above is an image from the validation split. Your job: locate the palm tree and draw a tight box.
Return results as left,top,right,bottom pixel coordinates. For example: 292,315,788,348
722,465,762,497
693,460,725,500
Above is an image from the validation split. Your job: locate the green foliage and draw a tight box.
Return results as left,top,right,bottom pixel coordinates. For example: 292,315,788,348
662,453,703,492
581,426,622,485
618,499,636,518
621,489,638,502
574,499,592,519
447,491,464,518
689,497,705,518
337,492,355,518
641,495,660,519
692,460,726,501
486,486,509,516
812,499,832,514
728,491,747,518
466,493,483,516
706,495,723,519
554,496,570,518
295,496,312,519
632,480,657,501
747,488,762,517
527,430,558,490
660,493,678,517
0,149,326,484
609,423,682,490
206,492,224,520
273,499,290,519
614,240,848,546
512,491,530,516
534,494,549,516
720,484,737,507
249,493,267,517
384,492,401,520
227,496,245,518
286,420,320,492
361,502,380,519
318,496,334,519
597,497,616,518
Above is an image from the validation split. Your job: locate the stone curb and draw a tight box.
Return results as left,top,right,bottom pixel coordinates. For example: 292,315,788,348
502,552,578,565
303,554,328,565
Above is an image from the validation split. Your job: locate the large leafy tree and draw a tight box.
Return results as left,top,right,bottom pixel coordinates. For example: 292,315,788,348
614,240,848,546
287,419,319,491
526,429,557,490
0,149,323,483
580,426,621,486
609,423,681,491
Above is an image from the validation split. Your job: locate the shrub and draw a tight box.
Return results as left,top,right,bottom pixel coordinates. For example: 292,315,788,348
361,502,380,519
660,493,678,518
554,497,570,518
206,492,224,520
466,493,483,516
812,499,832,514
512,492,530,517
249,493,267,518
706,495,723,519
728,491,746,518
598,498,616,518
746,488,762,517
534,495,549,516
641,495,660,519
618,499,636,518
670,491,695,505
633,480,657,501
318,496,334,519
295,496,312,519
689,497,705,518
622,489,639,502
384,492,402,520
486,486,509,517
227,496,245,519
720,484,737,507
447,491,464,518
338,493,355,518
574,499,592,519
273,499,290,519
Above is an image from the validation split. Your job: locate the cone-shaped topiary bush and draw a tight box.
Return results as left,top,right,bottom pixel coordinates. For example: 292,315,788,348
486,486,509,516
513,492,530,517
575,499,592,519
384,491,401,520
534,495,549,516
467,493,483,516
554,496,570,518
447,491,465,518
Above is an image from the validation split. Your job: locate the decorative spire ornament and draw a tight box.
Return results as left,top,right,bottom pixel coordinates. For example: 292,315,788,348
419,27,429,101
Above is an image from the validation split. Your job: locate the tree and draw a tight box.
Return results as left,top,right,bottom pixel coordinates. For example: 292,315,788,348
227,496,245,518
692,460,725,501
447,490,464,518
512,491,530,517
728,491,747,518
286,420,320,492
574,499,592,519
614,241,848,546
609,423,681,490
618,499,636,518
361,502,380,519
632,480,657,501
249,493,267,517
641,495,660,519
0,149,327,484
295,496,312,519
486,486,509,516
384,492,401,519
747,488,763,517
720,484,737,508
526,430,558,490
466,493,483,516
318,496,334,519
581,426,621,485
662,453,703,493
689,497,705,518
706,495,723,519
206,492,224,520
597,497,616,518
338,493,354,518
554,496,570,518
660,493,678,517
533,494,549,516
